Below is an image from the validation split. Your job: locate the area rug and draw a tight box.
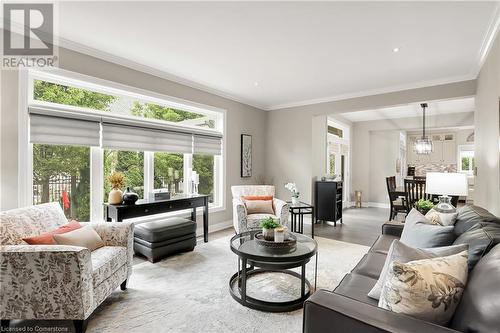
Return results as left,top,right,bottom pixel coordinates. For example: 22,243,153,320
87,235,369,333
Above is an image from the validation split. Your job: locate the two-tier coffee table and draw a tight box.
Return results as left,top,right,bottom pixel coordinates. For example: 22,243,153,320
229,230,318,312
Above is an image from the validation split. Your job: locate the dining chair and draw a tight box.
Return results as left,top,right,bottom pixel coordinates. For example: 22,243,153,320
407,166,415,176
386,176,408,220
404,178,430,211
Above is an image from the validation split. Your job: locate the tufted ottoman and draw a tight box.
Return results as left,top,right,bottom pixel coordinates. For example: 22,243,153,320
133,217,197,263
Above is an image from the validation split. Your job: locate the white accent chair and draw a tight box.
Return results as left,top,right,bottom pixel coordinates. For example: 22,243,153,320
0,203,134,333
231,185,289,233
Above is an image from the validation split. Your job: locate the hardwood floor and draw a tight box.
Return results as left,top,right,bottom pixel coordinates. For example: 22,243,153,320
311,207,398,247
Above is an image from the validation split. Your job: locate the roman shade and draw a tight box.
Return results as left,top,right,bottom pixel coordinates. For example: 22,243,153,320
29,113,101,147
101,123,193,153
193,134,222,155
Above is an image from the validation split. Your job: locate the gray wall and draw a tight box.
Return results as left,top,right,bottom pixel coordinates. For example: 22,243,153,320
265,81,477,204
0,47,268,228
475,32,500,216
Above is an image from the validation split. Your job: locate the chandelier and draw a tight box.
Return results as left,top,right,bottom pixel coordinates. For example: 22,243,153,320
414,103,433,155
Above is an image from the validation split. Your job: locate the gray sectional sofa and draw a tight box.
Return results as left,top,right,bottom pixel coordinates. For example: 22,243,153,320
303,205,500,333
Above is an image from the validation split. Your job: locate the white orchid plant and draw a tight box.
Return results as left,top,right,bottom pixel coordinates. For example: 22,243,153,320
285,182,300,198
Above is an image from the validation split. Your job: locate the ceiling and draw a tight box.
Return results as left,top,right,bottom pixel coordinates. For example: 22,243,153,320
49,2,500,109
338,97,475,122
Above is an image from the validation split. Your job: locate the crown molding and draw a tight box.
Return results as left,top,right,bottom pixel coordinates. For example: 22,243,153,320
266,75,477,111
474,2,500,76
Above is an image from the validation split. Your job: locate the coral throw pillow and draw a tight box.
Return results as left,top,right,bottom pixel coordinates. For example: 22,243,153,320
242,195,274,201
23,220,82,245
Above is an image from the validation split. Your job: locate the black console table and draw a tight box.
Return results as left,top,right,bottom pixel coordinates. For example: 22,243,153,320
104,194,210,242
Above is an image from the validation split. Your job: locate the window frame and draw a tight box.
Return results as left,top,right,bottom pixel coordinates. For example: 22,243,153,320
457,144,475,175
20,68,226,222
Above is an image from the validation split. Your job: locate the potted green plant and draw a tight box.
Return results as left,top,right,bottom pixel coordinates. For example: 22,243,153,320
416,199,434,215
260,217,280,241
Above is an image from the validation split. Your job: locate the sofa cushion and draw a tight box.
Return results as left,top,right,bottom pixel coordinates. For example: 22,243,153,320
451,244,500,332
91,246,127,287
370,235,399,255
0,202,68,245
453,222,500,270
334,273,378,307
134,217,196,243
352,253,387,279
400,209,455,248
454,204,500,236
368,240,468,300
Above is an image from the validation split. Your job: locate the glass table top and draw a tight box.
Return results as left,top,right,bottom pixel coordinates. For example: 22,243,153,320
230,230,317,262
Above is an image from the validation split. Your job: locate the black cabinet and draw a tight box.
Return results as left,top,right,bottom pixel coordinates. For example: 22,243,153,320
314,181,343,226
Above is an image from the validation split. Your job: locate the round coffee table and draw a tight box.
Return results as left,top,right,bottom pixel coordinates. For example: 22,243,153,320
229,230,318,312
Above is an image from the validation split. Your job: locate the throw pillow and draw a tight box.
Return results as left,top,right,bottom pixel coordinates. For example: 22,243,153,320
425,209,458,226
242,195,273,201
23,220,82,245
368,240,468,300
400,209,455,247
244,200,275,215
53,225,104,251
379,250,469,325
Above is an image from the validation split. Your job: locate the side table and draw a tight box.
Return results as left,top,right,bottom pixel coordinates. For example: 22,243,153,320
288,201,316,238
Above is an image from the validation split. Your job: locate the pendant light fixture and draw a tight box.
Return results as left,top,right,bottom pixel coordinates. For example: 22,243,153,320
414,103,433,155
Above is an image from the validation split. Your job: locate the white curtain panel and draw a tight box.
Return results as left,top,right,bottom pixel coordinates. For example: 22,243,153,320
30,114,101,146
193,134,222,155
102,123,193,153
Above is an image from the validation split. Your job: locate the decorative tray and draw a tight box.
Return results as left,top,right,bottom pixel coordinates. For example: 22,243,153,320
254,232,297,252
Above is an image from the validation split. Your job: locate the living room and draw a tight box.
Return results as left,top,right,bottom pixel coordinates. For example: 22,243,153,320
1,1,500,333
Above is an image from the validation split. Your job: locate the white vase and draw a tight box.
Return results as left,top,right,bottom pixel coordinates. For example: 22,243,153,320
292,197,300,205
262,228,274,241
108,188,123,204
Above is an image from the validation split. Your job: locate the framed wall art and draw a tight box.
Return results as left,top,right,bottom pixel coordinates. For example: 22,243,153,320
241,134,252,177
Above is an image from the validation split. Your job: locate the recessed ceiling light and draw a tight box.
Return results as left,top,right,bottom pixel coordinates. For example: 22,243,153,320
393,47,400,53
254,82,259,86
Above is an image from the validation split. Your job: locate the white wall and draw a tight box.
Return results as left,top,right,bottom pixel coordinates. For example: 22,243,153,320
0,47,268,228
475,32,500,215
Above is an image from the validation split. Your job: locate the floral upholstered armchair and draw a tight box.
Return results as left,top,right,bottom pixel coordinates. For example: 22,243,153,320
0,203,134,333
231,185,289,233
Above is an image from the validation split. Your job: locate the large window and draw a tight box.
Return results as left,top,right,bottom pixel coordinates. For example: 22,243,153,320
104,150,145,200
27,69,224,222
33,144,90,221
154,152,184,194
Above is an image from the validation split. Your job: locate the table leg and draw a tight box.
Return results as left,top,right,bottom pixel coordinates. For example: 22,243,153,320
301,264,306,297
241,258,247,301
314,252,318,291
300,213,304,233
191,207,196,223
311,207,315,239
203,199,209,243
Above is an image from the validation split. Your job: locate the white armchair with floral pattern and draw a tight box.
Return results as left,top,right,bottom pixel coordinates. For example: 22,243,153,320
231,185,289,233
0,203,134,333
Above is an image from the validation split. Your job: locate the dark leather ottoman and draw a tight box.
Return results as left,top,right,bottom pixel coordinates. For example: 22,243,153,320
134,217,196,263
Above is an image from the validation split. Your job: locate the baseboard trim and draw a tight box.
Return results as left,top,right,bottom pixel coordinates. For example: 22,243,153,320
362,202,390,209
196,220,232,237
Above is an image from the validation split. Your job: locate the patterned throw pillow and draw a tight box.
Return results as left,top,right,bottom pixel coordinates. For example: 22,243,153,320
425,209,458,226
379,250,468,325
